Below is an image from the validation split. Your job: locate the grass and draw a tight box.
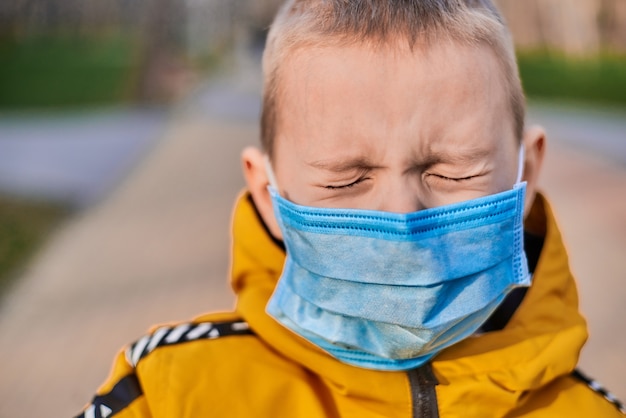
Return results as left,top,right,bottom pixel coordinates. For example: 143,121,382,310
0,195,68,297
518,50,626,107
0,34,138,109
2,34,625,109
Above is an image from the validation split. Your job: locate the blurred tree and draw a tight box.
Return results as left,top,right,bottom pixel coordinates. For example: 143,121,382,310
495,0,626,54
133,0,187,103
600,0,626,51
3,0,622,107
185,0,242,58
246,0,284,31
0,0,142,36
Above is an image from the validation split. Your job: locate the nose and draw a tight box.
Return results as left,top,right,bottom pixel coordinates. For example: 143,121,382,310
376,181,423,214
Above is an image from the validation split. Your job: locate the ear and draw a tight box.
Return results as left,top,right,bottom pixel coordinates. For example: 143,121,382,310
241,146,283,239
521,125,547,216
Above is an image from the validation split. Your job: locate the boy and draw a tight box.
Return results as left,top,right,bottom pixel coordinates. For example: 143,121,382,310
77,1,625,416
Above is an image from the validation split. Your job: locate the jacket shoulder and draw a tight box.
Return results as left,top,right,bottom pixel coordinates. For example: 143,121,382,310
511,369,625,417
75,315,254,418
569,369,625,416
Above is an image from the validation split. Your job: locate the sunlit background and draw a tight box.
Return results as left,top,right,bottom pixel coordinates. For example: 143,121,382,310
0,1,624,416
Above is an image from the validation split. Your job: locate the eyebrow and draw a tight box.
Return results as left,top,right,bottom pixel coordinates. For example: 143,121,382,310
419,147,492,167
306,147,492,173
307,157,381,173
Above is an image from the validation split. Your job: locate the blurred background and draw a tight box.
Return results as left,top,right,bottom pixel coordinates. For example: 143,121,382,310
0,0,624,416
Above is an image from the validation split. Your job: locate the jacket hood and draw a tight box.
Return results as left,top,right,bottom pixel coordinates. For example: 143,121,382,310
230,191,588,414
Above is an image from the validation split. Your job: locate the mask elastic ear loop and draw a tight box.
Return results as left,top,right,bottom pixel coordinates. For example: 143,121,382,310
515,144,525,185
264,155,279,190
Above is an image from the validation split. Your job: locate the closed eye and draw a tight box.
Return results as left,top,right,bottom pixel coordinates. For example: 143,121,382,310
431,174,480,182
324,177,369,189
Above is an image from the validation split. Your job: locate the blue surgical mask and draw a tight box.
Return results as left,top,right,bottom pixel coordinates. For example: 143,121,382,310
265,148,530,371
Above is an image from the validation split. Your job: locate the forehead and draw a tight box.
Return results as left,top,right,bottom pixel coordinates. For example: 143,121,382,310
274,40,513,156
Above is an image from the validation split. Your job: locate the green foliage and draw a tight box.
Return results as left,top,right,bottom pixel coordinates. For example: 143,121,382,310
0,196,68,295
518,51,626,107
0,34,137,109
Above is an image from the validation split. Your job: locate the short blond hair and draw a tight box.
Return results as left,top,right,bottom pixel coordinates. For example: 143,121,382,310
260,0,525,158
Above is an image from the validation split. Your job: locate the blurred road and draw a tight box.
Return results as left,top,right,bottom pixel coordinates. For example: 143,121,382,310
0,109,168,207
0,66,624,416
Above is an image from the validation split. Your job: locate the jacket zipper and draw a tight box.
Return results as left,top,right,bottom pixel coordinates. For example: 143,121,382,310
408,364,440,418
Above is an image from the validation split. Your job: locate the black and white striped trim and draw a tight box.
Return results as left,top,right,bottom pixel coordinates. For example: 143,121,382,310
573,369,625,414
125,320,253,367
75,375,142,418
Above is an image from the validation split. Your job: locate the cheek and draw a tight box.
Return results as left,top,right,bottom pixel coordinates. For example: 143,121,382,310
272,143,315,204
419,170,515,209
492,135,522,191
422,188,490,209
490,167,518,194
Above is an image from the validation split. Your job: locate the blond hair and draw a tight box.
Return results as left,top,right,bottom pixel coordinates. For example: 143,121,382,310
261,0,525,157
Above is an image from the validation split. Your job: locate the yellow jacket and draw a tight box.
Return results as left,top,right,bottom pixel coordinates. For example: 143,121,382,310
77,192,624,417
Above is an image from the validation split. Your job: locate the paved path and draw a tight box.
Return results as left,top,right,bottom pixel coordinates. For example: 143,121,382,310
0,76,624,416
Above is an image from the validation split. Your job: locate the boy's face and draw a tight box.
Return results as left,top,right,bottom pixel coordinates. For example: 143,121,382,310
273,41,519,212
243,39,546,239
